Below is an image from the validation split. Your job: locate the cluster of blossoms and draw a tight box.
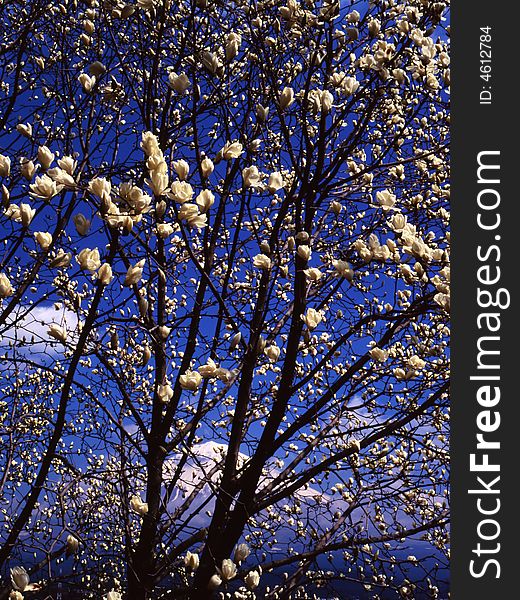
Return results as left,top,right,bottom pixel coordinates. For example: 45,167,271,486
0,0,449,598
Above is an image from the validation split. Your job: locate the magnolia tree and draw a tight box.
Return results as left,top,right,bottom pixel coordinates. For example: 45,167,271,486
0,0,450,598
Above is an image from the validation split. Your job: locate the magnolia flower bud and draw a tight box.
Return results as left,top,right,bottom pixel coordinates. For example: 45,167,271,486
141,345,152,365
106,590,122,600
58,156,77,175
222,141,244,160
256,104,269,123
20,158,37,181
148,170,169,196
48,324,67,343
295,231,309,243
267,172,283,193
66,534,79,555
245,570,260,590
184,551,200,570
10,567,29,592
229,332,242,351
179,370,202,391
97,263,113,285
73,213,91,236
37,146,54,170
330,201,342,215
16,123,32,138
34,231,52,249
256,335,266,353
195,189,215,213
296,245,311,261
89,61,106,77
0,273,13,298
279,86,295,110
77,248,101,272
265,344,280,362
168,72,191,94
200,157,214,178
158,383,173,403
141,131,161,157
19,203,35,227
207,574,222,590
233,544,251,563
302,308,323,330
130,495,148,516
0,154,11,177
9,591,24,600
350,439,361,453
173,159,190,180
242,165,261,188
124,260,145,286
368,19,381,36
219,559,237,581
158,325,171,339
253,254,271,270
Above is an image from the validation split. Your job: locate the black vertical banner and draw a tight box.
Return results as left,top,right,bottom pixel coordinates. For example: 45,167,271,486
452,1,518,598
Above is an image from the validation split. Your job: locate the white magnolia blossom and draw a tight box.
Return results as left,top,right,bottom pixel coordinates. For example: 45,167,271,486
169,181,194,204
219,559,237,581
333,260,354,281
221,141,244,160
179,370,202,392
302,308,323,330
245,570,260,590
200,157,214,178
77,248,101,272
376,189,397,211
184,551,199,570
0,273,13,297
16,123,32,138
19,203,35,227
34,231,53,249
130,495,148,516
0,154,10,177
66,534,79,555
168,72,190,94
265,345,280,362
73,213,91,236
97,264,113,285
279,86,295,109
207,574,222,590
78,73,96,92
195,189,215,212
124,260,145,286
253,254,271,270
20,158,37,181
48,324,67,343
242,165,262,188
173,159,190,180
29,175,62,200
37,145,54,170
198,358,218,378
10,567,29,592
267,171,284,193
